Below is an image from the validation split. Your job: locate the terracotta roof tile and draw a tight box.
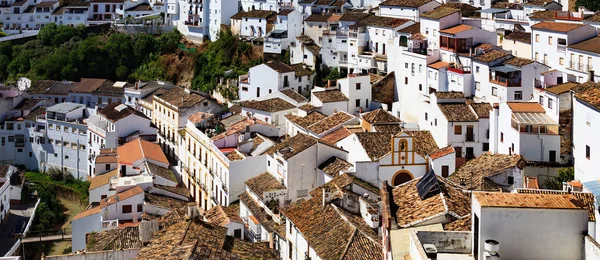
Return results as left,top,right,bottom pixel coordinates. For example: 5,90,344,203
307,111,354,135
298,104,318,112
320,127,353,144
391,176,470,227
474,50,510,62
529,10,555,20
373,124,402,134
470,103,492,118
359,15,412,28
438,103,478,122
225,150,245,161
74,186,144,220
380,0,431,7
286,111,327,128
584,11,600,23
398,22,421,34
516,189,595,220
361,108,400,124
241,98,296,112
238,192,283,234
154,87,207,108
474,192,587,209
117,138,168,165
546,82,579,95
89,169,119,190
145,193,188,210
428,61,451,69
568,36,600,54
205,205,243,227
403,130,442,157
288,64,314,77
429,146,455,160
531,21,585,32
355,132,392,160
72,78,106,93
99,102,148,122
245,172,286,200
504,57,535,67
318,157,353,177
505,31,531,43
339,11,371,21
262,133,318,159
305,13,330,22
211,117,267,141
443,216,470,231
507,102,546,113
371,71,395,104
146,162,176,182
434,91,463,99
265,61,294,73
86,226,142,252
439,24,472,34
312,89,349,103
154,184,190,198
575,83,600,110
231,10,277,19
448,153,525,191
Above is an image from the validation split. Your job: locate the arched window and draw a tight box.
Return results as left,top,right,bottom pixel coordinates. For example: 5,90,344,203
399,139,408,152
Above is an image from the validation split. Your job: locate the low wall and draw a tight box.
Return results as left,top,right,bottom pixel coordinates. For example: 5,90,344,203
585,236,600,260
415,231,472,254
43,249,139,260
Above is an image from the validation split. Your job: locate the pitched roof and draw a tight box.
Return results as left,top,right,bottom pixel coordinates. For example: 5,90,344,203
320,127,353,144
231,10,277,19
86,226,142,252
380,0,431,7
339,11,371,21
154,184,190,198
241,98,296,112
135,217,279,259
27,80,56,94
72,78,106,93
14,98,42,111
584,11,600,23
307,111,354,135
546,82,579,95
264,61,294,73
205,205,243,227
474,192,586,209
211,117,268,141
504,57,535,67
443,216,471,231
421,6,460,20
361,108,400,124
448,153,525,191
516,189,595,221
238,192,283,234
505,31,532,43
74,186,144,220
403,130,442,157
474,50,510,62
428,61,451,69
154,87,206,109
373,124,402,134
529,10,555,20
429,146,455,160
575,83,600,110
146,162,176,182
144,193,188,210
359,15,412,28
245,172,286,200
99,102,148,122
305,14,330,22
117,138,169,165
434,91,463,99
397,22,421,34
568,36,600,54
438,103,478,122
262,133,318,159
531,21,585,32
280,89,308,103
507,102,546,113
318,157,353,177
312,89,349,103
355,132,392,160
298,103,318,112
288,64,314,77
470,103,492,118
226,150,245,161
286,111,327,128
391,176,470,227
89,169,119,190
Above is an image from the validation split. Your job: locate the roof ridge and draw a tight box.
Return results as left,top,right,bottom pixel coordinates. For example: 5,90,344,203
339,228,358,260
138,139,146,160
330,204,379,245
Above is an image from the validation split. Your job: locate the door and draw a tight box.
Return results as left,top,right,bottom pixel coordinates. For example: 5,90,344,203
549,150,556,162
466,125,474,142
466,147,474,160
557,77,563,84
121,165,126,174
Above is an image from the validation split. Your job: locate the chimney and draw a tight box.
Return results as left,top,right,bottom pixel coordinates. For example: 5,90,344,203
484,240,500,260
588,70,595,82
135,81,139,89
322,188,332,206
327,80,331,88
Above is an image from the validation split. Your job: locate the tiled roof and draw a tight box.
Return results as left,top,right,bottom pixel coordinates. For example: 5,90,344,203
504,57,534,67
147,162,176,182
211,117,267,141
515,189,595,221
391,176,470,227
429,146,455,160
524,0,559,7
241,98,296,112
575,84,600,110
226,150,245,161
188,111,213,123
265,61,294,73
403,130,442,157
546,82,579,95
205,205,243,227
380,0,431,7
238,192,283,234
145,193,188,210
321,127,353,144
313,89,349,102
474,50,510,62
474,192,587,209
361,108,400,124
89,169,119,190
99,102,147,122
470,103,492,118
47,81,77,95
286,111,327,128
529,10,555,20
355,132,392,160
289,64,314,77
438,103,478,122
72,78,106,93
281,194,381,260
74,186,144,220
125,2,151,11
27,80,56,94
231,10,277,19
117,138,168,165
24,106,45,122
278,9,294,16
154,184,190,198
307,111,354,135
428,61,451,69
448,153,525,191
135,217,279,259
421,7,460,20
245,172,286,200
262,133,318,159
434,91,463,99
154,87,206,109
280,89,308,103
318,157,353,177
305,14,330,22
568,36,600,54
507,102,545,113
86,226,142,252
339,11,371,21
584,12,600,23
531,21,585,32
298,103,318,112
14,98,42,111
505,31,531,43
398,22,421,34
373,124,402,134
443,216,471,231
372,71,395,104
359,15,412,28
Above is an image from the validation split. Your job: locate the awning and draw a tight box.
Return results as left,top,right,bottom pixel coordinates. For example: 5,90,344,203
476,8,510,13
512,112,558,125
491,65,520,73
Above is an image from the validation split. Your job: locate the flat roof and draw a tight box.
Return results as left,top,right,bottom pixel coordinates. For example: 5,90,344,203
477,8,510,13
491,65,520,73
512,112,558,125
46,102,84,113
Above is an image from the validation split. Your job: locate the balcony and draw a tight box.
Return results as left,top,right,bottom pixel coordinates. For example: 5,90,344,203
101,219,118,230
489,75,521,87
448,64,471,74
247,216,262,241
557,44,566,53
465,133,475,142
569,61,593,72
555,11,583,21
440,36,473,54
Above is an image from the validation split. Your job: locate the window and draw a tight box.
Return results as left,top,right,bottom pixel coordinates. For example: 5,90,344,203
500,132,504,143
548,99,553,109
559,57,564,65
548,36,552,45
514,91,522,100
476,66,480,73
539,96,544,105
434,119,437,126
454,125,462,135
425,112,428,121
419,84,422,91
355,99,360,107
587,145,591,159
535,52,539,61
508,176,514,185
535,34,539,42
404,77,408,85
482,142,489,152
137,203,143,212
441,166,449,178
475,81,480,90
492,87,498,96
122,205,132,213
356,83,361,90
454,147,462,158
105,164,110,171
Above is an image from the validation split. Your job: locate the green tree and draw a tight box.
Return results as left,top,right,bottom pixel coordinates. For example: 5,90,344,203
576,0,600,11
133,33,157,63
544,167,575,190
325,67,341,81
105,33,134,68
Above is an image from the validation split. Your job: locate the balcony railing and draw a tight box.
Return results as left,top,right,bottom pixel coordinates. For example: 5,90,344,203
555,11,583,21
465,134,475,142
569,61,593,72
557,45,566,53
349,32,358,38
489,75,521,87
101,219,118,230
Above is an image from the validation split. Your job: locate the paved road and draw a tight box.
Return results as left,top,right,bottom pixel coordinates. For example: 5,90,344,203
21,234,72,243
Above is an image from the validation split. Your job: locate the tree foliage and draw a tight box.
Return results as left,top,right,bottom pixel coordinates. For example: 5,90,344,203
0,24,182,83
544,167,575,190
576,0,600,12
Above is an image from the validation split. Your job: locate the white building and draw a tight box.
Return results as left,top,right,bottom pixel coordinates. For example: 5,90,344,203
241,97,297,134
566,36,600,83
263,9,303,55
378,0,440,21
230,10,277,39
238,61,315,101
573,83,600,182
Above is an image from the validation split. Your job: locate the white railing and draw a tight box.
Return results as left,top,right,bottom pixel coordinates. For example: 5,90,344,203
101,219,119,230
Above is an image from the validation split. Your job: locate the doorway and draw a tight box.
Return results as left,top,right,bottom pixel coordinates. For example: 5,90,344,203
549,150,556,162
